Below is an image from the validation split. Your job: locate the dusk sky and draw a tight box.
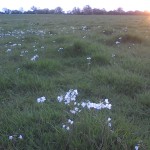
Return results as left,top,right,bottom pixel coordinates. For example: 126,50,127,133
0,0,150,12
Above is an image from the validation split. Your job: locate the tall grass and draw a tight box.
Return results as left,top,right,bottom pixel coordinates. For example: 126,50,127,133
0,14,150,149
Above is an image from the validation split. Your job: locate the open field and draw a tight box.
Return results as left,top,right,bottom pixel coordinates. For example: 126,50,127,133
0,14,150,149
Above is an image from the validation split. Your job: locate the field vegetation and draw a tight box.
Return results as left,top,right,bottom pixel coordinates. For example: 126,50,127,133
0,14,150,150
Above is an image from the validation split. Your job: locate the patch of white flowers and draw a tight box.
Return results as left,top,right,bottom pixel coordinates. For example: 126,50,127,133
58,47,64,52
57,89,112,131
31,54,39,61
9,134,23,140
37,96,46,103
87,57,91,65
57,89,78,105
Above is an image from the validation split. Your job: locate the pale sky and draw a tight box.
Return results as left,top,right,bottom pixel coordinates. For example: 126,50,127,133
0,0,150,12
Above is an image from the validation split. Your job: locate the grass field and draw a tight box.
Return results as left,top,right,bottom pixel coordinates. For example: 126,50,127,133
0,14,150,150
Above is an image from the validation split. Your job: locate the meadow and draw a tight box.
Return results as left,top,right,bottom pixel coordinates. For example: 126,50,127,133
0,14,150,150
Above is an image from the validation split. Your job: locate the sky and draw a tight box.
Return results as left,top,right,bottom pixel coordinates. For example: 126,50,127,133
0,0,150,12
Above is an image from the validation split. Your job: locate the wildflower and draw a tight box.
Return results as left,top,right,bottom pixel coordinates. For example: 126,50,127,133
106,104,112,109
74,107,79,112
9,136,13,140
62,124,66,128
12,44,17,46
37,96,46,103
115,41,120,44
57,96,63,102
68,119,74,124
81,102,86,108
70,110,76,114
66,126,70,130
58,48,63,52
87,57,91,65
63,89,78,104
18,135,23,139
108,123,112,127
135,145,139,150
108,117,111,122
31,54,39,61
87,57,91,60
105,99,109,104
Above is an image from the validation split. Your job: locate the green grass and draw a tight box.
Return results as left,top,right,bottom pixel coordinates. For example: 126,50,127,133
0,14,150,150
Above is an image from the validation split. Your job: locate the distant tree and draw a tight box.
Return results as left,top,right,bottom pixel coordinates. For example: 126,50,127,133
2,8,11,14
11,10,22,14
49,9,55,14
37,8,50,14
54,7,64,14
93,8,106,15
82,5,92,15
31,6,38,13
71,7,81,15
116,7,125,14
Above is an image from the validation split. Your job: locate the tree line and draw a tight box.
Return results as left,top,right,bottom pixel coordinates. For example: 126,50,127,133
1,5,150,15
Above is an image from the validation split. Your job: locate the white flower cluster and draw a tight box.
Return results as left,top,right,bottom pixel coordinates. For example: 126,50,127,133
58,89,112,131
115,37,122,45
9,134,23,140
37,96,46,103
58,47,64,52
107,117,112,128
57,89,78,105
70,107,81,114
31,54,39,61
87,57,91,65
80,99,112,110
62,119,74,131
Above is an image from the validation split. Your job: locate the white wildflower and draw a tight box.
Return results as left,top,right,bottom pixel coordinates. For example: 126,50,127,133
105,99,109,104
12,44,17,46
9,136,13,140
66,126,70,130
135,145,139,150
58,48,63,51
62,125,66,128
68,119,74,124
57,96,63,102
108,123,112,127
37,96,46,103
31,54,39,61
70,110,76,114
115,41,120,44
108,117,111,122
81,102,86,108
87,57,91,60
18,135,23,139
